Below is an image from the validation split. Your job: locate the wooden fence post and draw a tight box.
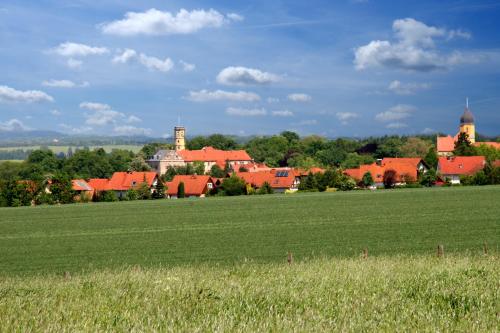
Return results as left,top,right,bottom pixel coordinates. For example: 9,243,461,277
437,244,444,258
483,242,488,255
362,248,368,259
287,251,293,265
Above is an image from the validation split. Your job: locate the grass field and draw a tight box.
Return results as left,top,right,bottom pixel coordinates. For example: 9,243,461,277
0,186,498,276
0,145,143,154
0,255,498,331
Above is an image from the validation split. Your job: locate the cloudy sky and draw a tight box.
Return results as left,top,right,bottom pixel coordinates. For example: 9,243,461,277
1,0,500,138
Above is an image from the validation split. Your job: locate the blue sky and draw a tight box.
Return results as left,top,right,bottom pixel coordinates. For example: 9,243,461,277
1,0,499,138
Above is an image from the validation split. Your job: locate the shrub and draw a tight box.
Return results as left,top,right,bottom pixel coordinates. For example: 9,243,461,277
257,182,274,195
222,175,246,196
178,182,185,198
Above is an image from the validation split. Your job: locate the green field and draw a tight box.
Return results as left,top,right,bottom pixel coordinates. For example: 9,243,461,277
0,144,143,154
0,255,498,331
1,186,498,276
1,186,499,331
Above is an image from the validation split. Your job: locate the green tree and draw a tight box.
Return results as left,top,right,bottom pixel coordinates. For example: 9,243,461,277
222,175,246,196
108,149,135,172
362,171,374,188
137,181,152,200
140,143,172,158
400,137,432,157
280,131,300,143
341,153,374,169
298,172,318,191
192,161,206,175
153,180,165,199
129,156,151,172
50,173,75,204
454,132,475,156
210,165,225,178
420,168,437,187
257,182,274,195
178,182,185,198
424,147,439,169
376,137,404,158
125,189,139,201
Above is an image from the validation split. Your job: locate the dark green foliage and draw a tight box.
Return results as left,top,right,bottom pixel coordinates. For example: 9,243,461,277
362,171,374,187
50,173,75,204
153,180,165,199
342,153,375,169
178,182,185,198
420,168,437,187
96,191,118,202
125,189,139,201
424,147,439,169
210,165,225,178
461,162,500,186
454,133,475,156
140,143,172,158
192,161,205,175
298,172,318,191
108,149,135,171
376,137,404,158
137,182,152,200
129,156,151,172
257,182,274,195
222,175,246,196
64,149,113,179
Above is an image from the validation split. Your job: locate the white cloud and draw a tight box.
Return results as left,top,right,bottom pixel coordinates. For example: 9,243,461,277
188,89,260,102
0,85,54,103
112,49,137,64
354,18,480,72
226,107,267,116
216,66,281,86
227,13,244,22
271,110,294,117
42,79,89,88
113,49,173,73
375,104,416,122
386,122,408,129
336,112,359,125
101,8,227,36
126,115,142,123
0,119,29,132
139,54,174,72
79,102,112,111
287,93,312,102
447,29,471,40
388,80,430,95
59,123,93,134
85,110,125,126
179,60,196,72
50,109,62,116
113,125,152,136
267,97,280,103
422,127,436,134
67,58,83,69
53,42,109,57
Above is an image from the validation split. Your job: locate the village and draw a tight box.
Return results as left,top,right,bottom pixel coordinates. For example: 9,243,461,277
65,103,499,202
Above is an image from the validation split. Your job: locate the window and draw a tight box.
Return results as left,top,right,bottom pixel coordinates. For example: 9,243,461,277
207,183,213,189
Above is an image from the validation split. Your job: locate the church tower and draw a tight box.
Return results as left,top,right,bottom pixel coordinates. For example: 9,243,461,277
459,98,475,143
174,126,186,151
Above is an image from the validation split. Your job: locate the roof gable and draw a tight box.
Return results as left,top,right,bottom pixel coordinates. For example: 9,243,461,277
438,156,486,175
166,175,213,196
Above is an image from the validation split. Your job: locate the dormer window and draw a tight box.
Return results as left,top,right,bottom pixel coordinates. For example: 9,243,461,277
131,181,137,186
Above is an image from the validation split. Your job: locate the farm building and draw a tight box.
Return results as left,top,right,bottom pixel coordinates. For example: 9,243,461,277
79,171,158,200
235,169,299,193
147,126,253,174
165,175,214,198
71,179,94,201
437,156,486,184
344,158,428,187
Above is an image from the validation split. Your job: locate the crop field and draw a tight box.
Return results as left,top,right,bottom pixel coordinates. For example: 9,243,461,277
0,255,498,331
0,186,499,331
0,186,498,276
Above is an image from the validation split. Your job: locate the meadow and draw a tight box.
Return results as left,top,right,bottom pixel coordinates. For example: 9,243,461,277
0,186,498,276
0,255,498,331
0,186,499,331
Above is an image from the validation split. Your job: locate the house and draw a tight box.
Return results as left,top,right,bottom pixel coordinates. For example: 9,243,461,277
437,156,486,184
344,158,427,187
235,169,299,193
165,175,214,198
146,126,254,174
107,171,158,199
71,179,94,201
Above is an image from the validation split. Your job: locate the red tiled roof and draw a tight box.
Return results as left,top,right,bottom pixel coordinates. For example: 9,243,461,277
438,156,486,175
88,178,110,191
166,175,213,196
72,179,93,191
344,160,419,184
107,172,157,191
473,142,500,149
437,135,456,153
177,146,252,163
235,169,296,189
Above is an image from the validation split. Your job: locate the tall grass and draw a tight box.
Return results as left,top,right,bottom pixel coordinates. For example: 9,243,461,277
0,255,498,331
